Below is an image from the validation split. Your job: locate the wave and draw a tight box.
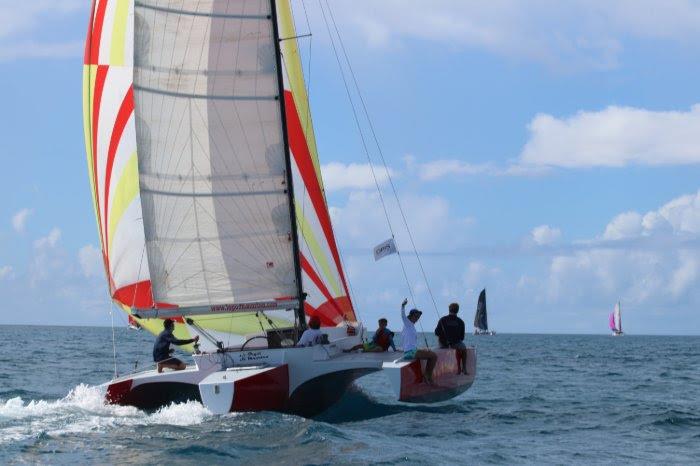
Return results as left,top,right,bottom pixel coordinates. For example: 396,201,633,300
0,384,212,445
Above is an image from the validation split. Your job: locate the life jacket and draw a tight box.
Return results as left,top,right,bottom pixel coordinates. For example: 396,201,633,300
374,328,393,350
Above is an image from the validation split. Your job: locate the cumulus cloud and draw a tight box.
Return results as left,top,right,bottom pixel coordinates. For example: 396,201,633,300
330,190,474,252
531,225,562,246
332,0,700,69
78,244,103,278
321,162,394,191
519,105,700,168
11,208,32,233
545,190,700,305
34,227,61,249
0,265,13,280
0,1,84,62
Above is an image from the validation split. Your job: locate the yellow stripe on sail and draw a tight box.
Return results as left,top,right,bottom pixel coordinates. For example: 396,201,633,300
296,204,342,297
109,0,130,65
277,0,324,188
108,151,139,252
126,305,292,355
82,64,103,250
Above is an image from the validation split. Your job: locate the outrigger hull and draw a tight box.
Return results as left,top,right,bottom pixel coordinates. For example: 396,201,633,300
104,334,477,416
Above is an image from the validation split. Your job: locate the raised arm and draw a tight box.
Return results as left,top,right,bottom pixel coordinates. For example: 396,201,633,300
400,298,409,325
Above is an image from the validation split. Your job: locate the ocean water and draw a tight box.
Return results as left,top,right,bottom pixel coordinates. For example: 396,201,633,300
0,326,698,465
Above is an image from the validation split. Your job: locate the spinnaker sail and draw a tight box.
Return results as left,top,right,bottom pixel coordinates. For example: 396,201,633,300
474,289,488,331
83,0,355,350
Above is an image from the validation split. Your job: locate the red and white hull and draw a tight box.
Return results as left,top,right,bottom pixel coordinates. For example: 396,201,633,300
104,330,477,416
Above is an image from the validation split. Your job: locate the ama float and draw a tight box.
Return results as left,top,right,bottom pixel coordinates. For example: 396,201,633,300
83,0,476,417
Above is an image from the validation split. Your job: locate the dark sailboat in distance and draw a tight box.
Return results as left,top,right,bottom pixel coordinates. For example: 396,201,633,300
473,289,495,335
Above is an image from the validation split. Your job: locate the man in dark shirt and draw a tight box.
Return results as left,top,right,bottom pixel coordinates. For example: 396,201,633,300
435,303,468,374
153,319,199,373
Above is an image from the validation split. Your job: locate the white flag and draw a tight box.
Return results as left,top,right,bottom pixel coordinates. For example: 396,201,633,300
373,238,397,261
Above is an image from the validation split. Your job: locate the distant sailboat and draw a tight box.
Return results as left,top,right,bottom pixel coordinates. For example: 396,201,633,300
610,302,623,336
473,289,495,335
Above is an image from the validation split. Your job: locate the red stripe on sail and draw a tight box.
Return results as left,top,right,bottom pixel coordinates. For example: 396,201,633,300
303,301,338,327
90,0,109,64
83,0,97,64
103,86,134,258
284,91,355,318
300,254,346,323
91,65,110,283
113,280,177,312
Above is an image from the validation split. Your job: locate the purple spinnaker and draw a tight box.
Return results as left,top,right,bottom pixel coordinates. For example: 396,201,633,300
609,312,616,331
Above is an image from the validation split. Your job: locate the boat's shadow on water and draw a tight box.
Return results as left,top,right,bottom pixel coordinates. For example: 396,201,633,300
314,386,465,424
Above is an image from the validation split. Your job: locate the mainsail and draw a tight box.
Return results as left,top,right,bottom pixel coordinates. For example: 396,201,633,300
83,0,355,349
474,289,488,331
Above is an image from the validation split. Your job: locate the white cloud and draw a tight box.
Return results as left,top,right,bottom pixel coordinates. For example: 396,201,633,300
405,155,547,182
78,244,103,278
519,105,700,168
321,162,393,191
415,160,497,181
11,208,32,233
602,212,644,240
531,225,562,246
0,40,82,62
330,190,473,252
464,261,500,290
0,1,84,62
34,227,61,249
544,190,700,305
0,265,13,280
333,0,700,69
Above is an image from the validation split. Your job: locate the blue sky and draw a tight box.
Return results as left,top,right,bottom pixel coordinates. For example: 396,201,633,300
1,1,699,334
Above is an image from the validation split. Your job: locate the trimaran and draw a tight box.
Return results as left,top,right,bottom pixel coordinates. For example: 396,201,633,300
83,0,476,416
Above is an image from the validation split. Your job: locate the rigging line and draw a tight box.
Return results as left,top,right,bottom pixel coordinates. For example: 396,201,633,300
317,0,416,306
325,1,442,321
110,302,118,378
319,1,429,344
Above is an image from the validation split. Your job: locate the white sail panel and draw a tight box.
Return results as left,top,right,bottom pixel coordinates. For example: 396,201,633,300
132,0,298,307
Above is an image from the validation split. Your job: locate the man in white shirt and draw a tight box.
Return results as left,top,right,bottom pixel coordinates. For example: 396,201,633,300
297,316,324,347
400,299,437,384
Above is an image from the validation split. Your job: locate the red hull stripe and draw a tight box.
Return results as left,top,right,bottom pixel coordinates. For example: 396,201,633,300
284,91,354,315
231,365,289,412
103,86,134,258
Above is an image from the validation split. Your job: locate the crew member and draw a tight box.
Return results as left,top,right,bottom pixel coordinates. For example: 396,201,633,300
435,302,468,374
400,298,437,384
153,319,199,373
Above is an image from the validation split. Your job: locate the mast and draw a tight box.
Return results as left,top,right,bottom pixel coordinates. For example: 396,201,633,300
271,0,306,331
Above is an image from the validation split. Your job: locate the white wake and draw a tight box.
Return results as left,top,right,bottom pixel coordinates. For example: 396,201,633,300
0,384,212,444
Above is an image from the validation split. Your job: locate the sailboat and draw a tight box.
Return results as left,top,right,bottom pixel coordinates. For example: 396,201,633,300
82,0,476,416
473,289,495,335
609,302,623,336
